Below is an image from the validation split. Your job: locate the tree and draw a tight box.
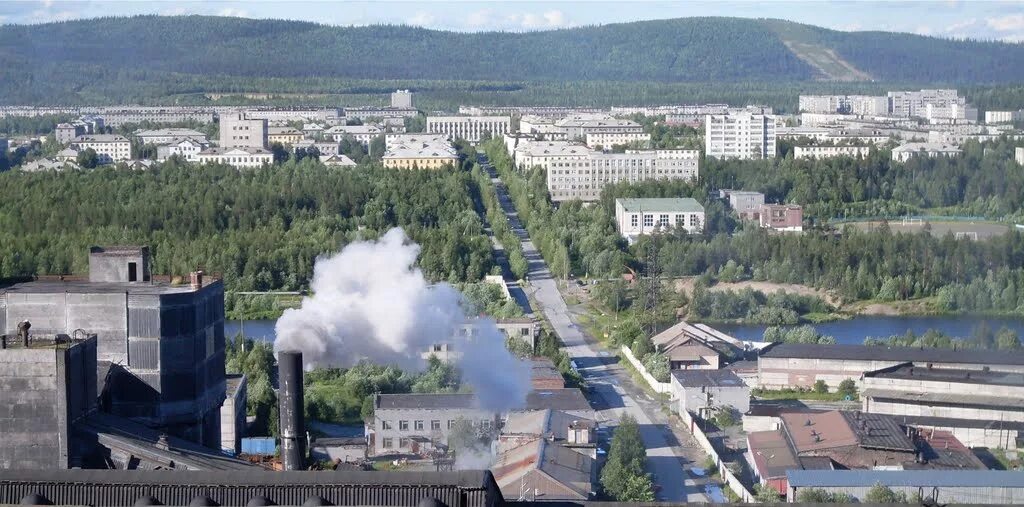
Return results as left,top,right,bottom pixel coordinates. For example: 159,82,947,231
270,142,289,164
76,147,98,168
796,488,854,503
837,378,857,399
447,417,482,453
997,327,1021,350
369,135,386,160
813,380,829,394
865,483,907,503
619,474,656,502
630,334,654,359
754,484,782,503
601,414,650,501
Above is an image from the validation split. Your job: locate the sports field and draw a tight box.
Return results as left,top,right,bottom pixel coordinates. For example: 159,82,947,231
843,219,1012,240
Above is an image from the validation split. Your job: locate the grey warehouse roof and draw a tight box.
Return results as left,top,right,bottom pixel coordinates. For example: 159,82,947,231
787,469,1024,488
866,362,1024,386
376,393,480,410
616,198,705,214
760,343,1024,366
671,369,745,388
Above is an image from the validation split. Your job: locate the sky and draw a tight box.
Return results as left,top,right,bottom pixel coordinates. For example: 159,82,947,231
1,0,1023,42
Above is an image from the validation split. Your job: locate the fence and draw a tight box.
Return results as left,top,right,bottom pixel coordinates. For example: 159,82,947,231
679,409,757,503
618,345,672,395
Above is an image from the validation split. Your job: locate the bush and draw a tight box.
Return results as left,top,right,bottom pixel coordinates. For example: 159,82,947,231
642,352,670,382
631,335,655,359
813,380,829,394
837,378,858,399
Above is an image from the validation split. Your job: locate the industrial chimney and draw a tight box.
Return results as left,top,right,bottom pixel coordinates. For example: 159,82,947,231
278,350,306,470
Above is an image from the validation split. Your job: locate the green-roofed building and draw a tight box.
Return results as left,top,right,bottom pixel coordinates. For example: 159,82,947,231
614,198,705,243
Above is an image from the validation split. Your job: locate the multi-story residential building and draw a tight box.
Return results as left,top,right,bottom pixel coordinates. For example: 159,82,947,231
369,393,496,456
70,134,131,164
891,142,962,162
759,204,803,232
293,139,342,156
244,108,340,125
775,126,832,141
155,138,208,162
324,125,383,145
135,128,207,145
986,110,1024,124
720,189,766,220
267,127,303,145
196,147,273,168
798,95,888,116
614,198,705,241
382,136,459,169
343,107,419,120
391,90,414,108
94,107,216,127
459,105,603,117
584,131,651,149
793,145,872,159
56,123,85,144
426,115,511,142
518,115,569,140
549,148,700,202
219,113,268,149
888,89,965,119
553,115,644,140
705,113,776,159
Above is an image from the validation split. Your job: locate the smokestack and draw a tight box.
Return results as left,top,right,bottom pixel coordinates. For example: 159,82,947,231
190,271,204,290
278,350,306,471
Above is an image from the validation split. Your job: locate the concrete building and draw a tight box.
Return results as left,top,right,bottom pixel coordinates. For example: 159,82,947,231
888,89,965,119
986,110,1024,124
369,393,497,456
391,89,414,108
19,158,78,172
705,112,776,159
529,358,565,390
55,123,85,144
671,369,750,417
798,95,888,116
757,343,1024,392
775,126,832,141
196,147,273,168
382,135,458,169
244,108,340,125
1,246,227,448
426,116,511,142
155,138,208,162
267,127,303,145
310,437,367,464
93,107,216,127
792,145,871,159
219,112,268,149
219,374,247,455
553,115,644,141
861,362,1024,449
891,142,962,162
492,432,595,501
614,197,705,241
343,106,420,120
584,131,651,149
324,125,383,145
294,139,341,156
786,470,1024,505
759,204,804,232
540,145,700,201
720,189,766,221
135,128,207,145
70,134,131,164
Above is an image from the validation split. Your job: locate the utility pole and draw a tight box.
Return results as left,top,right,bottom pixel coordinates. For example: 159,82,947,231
643,240,660,336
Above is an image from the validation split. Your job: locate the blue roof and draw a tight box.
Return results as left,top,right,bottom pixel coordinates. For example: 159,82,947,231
787,470,1024,488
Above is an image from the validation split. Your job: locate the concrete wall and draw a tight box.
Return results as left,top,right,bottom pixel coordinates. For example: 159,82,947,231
89,248,150,283
0,338,96,469
674,384,751,416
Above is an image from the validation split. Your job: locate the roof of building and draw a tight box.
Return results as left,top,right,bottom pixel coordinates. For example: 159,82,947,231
516,141,592,157
896,414,1024,432
135,128,205,138
747,430,801,478
531,358,563,381
759,342,1024,366
892,142,962,153
670,369,745,388
866,362,1024,387
616,198,705,214
321,154,358,166
325,125,382,134
787,469,1024,488
491,437,592,500
0,278,209,296
780,411,859,452
910,429,987,470
554,116,639,128
268,126,302,135
198,147,272,156
838,411,916,452
375,393,481,410
525,389,591,413
862,388,1024,410
502,409,596,442
383,140,458,160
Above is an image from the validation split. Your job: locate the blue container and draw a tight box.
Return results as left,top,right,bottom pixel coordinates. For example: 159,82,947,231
241,437,277,456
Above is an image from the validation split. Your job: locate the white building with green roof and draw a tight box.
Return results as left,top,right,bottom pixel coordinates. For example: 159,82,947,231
614,197,705,242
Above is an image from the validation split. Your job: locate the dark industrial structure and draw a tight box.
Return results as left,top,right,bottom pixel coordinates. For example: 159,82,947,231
278,350,306,471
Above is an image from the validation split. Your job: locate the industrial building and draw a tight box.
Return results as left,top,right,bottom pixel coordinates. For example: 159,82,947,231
671,369,750,417
650,321,725,370
369,393,497,456
1,246,228,449
493,410,597,501
786,470,1024,504
705,112,777,159
614,197,705,241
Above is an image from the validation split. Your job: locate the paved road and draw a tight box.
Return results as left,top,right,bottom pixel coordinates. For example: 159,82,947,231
480,156,710,502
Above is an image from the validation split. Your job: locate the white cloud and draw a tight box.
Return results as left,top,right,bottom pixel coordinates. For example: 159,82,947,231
505,9,572,30
543,10,567,27
161,6,189,16
406,11,436,27
913,25,934,35
217,7,249,18
465,10,491,28
40,0,54,8
987,13,1024,32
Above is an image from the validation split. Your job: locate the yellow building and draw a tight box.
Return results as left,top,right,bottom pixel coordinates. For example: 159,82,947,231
382,139,459,169
267,127,304,145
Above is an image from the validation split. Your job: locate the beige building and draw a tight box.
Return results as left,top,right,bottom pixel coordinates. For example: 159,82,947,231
70,134,131,164
267,127,303,145
705,113,776,159
553,115,644,140
324,125,383,145
891,142,962,162
219,112,268,149
426,115,511,142
793,145,871,159
196,147,273,168
382,136,458,169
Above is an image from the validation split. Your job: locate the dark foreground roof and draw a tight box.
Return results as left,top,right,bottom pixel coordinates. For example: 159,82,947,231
760,343,1024,366
0,469,501,507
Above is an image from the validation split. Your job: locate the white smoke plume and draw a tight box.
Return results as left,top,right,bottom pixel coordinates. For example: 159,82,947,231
274,228,531,411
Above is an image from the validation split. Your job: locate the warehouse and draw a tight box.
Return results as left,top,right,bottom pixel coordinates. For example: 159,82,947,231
786,470,1024,504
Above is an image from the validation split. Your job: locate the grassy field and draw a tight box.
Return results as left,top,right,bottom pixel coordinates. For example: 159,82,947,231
843,219,1013,240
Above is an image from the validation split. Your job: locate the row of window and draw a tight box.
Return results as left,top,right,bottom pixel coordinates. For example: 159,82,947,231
380,418,492,431
630,213,702,228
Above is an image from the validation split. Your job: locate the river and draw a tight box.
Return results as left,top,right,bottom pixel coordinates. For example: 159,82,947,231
228,314,1024,347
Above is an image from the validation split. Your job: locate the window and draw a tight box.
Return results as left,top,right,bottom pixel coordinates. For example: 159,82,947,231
675,214,684,225
399,420,409,431
643,214,654,227
630,214,638,227
399,437,410,448
414,420,424,431
659,214,669,227
381,420,392,430
431,420,441,430
689,214,700,227
382,438,393,449
448,420,455,429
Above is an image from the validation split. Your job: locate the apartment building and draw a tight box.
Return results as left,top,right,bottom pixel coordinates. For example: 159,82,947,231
426,115,511,142
798,95,888,116
584,131,651,149
267,127,303,145
70,134,131,164
94,107,216,127
1017,147,1024,166
135,128,208,145
720,189,766,220
382,136,459,169
196,147,273,168
56,123,85,144
614,198,705,241
793,145,871,159
553,115,644,140
391,90,414,108
343,107,420,120
891,142,962,162
369,394,496,456
705,113,776,159
155,138,208,162
324,125,383,145
244,108,340,125
219,113,268,149
888,89,965,119
518,115,569,140
986,110,1024,124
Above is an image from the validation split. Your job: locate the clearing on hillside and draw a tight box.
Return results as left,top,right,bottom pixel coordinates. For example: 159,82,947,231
781,39,873,81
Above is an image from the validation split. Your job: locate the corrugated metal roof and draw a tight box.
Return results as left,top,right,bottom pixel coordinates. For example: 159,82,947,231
761,343,1024,366
787,469,1024,488
863,388,1024,409
671,369,744,388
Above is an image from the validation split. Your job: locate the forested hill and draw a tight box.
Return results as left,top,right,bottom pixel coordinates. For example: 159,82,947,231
1,15,1021,86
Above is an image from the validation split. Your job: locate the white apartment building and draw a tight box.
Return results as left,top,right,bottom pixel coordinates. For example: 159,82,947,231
70,134,131,164
155,138,208,162
584,131,651,149
554,115,644,140
705,113,776,159
135,128,208,145
426,115,511,142
798,95,888,116
793,145,872,159
986,111,1024,124
324,125,383,145
196,147,273,168
615,198,705,242
391,90,414,108
244,108,341,125
888,89,964,118
891,142,962,163
775,126,832,141
219,112,268,149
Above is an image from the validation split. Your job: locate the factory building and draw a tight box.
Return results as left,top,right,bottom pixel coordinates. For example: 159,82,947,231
1,246,228,448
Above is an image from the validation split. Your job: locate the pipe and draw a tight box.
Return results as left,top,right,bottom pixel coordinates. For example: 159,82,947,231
278,350,306,471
